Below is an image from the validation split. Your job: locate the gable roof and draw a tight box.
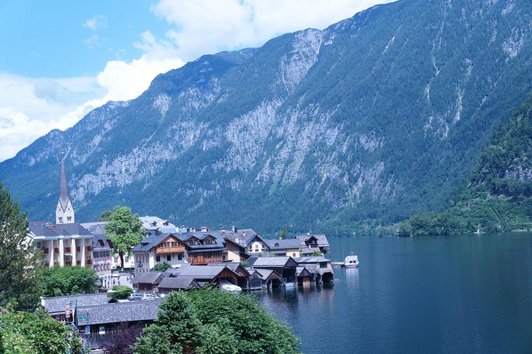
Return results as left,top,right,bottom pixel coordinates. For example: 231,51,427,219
76,299,162,326
132,272,163,285
266,239,300,250
297,234,330,247
221,229,263,247
174,265,240,280
251,268,283,281
42,293,110,315
158,276,200,290
250,256,297,268
132,233,185,253
294,256,331,264
296,266,312,277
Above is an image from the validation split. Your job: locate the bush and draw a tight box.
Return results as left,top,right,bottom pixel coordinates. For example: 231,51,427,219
110,285,133,300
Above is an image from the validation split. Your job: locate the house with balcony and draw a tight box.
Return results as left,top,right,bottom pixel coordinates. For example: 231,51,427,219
132,234,188,276
30,222,94,269
178,231,225,265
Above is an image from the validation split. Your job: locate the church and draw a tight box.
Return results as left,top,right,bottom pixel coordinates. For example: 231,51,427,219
28,154,113,287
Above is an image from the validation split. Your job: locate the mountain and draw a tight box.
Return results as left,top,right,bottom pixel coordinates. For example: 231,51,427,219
0,0,530,234
399,96,532,236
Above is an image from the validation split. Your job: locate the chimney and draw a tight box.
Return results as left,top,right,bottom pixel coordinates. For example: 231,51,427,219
232,226,237,233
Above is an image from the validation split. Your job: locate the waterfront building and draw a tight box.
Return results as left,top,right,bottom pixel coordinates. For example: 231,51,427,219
266,238,301,257
296,233,331,255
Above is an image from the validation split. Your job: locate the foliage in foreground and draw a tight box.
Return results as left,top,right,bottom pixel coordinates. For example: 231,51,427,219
0,310,83,354
0,182,41,311
134,289,300,354
40,266,99,297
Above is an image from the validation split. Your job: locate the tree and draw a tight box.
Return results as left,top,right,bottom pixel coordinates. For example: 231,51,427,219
151,262,171,272
134,290,300,354
40,266,99,297
98,210,113,222
0,310,83,354
109,285,133,300
104,206,144,269
0,182,41,311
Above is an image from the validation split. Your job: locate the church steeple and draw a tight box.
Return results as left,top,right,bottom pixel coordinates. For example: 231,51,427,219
56,152,75,224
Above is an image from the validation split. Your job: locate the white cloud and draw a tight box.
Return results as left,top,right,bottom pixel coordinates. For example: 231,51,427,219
1,0,394,162
0,33,183,162
83,15,107,31
153,0,396,61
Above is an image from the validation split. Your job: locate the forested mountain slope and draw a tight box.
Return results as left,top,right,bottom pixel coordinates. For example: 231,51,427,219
0,0,530,234
400,96,532,236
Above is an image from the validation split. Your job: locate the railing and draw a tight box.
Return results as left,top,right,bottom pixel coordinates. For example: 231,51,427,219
155,246,186,254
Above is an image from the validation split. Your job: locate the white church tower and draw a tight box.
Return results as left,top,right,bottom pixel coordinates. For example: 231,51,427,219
56,152,75,224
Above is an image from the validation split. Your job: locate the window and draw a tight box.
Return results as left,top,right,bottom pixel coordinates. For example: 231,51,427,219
99,326,106,335
67,216,72,222
156,255,160,262
167,255,171,262
58,217,63,223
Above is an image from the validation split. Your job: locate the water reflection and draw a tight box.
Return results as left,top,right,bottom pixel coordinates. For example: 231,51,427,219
344,268,360,291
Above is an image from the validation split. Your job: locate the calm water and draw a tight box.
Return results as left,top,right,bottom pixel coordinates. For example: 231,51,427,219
254,233,532,354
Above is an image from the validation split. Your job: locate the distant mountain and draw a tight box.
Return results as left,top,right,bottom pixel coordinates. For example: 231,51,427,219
0,0,530,234
399,96,532,236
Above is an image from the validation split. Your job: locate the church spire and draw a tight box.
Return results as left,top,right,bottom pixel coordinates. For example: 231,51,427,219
56,152,75,224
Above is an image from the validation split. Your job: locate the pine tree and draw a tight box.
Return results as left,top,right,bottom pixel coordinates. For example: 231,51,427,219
0,182,41,310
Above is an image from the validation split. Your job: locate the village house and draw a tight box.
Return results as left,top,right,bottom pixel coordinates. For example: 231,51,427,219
81,222,113,288
75,299,162,350
266,239,301,257
139,216,177,237
132,272,164,293
158,276,200,293
221,227,268,260
295,256,334,284
132,234,188,275
41,293,111,322
297,233,331,256
248,256,298,285
178,230,225,265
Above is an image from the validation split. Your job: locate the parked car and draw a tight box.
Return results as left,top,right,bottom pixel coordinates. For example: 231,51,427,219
129,292,142,301
142,293,156,300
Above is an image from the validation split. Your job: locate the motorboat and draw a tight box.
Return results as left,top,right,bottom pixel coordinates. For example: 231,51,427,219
344,255,359,268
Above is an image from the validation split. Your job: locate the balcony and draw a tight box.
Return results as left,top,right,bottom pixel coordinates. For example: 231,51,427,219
155,246,186,255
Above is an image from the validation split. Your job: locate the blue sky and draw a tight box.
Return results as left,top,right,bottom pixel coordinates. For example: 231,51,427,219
0,0,394,162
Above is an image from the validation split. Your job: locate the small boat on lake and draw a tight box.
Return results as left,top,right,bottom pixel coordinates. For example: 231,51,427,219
344,255,359,268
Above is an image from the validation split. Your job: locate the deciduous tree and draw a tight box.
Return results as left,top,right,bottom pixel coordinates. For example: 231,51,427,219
104,206,143,269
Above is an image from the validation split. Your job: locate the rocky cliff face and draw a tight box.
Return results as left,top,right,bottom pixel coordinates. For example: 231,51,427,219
1,0,530,233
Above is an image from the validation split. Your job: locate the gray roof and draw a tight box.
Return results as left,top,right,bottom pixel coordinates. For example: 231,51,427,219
29,222,93,238
252,268,282,281
133,272,163,285
251,256,297,268
132,234,183,253
221,229,261,247
296,266,312,277
207,262,250,276
80,222,108,236
158,276,199,290
42,293,110,315
76,299,162,326
174,265,228,279
294,256,331,264
266,239,300,250
297,234,330,247
177,232,225,251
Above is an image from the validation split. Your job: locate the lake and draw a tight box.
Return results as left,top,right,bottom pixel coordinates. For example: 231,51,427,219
254,233,532,353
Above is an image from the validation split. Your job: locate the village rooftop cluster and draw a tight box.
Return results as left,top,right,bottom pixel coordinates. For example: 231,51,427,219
29,157,335,350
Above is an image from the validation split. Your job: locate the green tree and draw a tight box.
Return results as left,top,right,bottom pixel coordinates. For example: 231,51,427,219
151,262,171,272
98,210,113,222
0,182,41,311
110,285,133,300
134,290,300,354
0,310,83,354
104,206,143,269
40,266,99,297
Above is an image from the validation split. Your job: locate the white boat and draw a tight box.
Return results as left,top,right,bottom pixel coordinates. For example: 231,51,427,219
220,280,242,292
344,255,359,268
